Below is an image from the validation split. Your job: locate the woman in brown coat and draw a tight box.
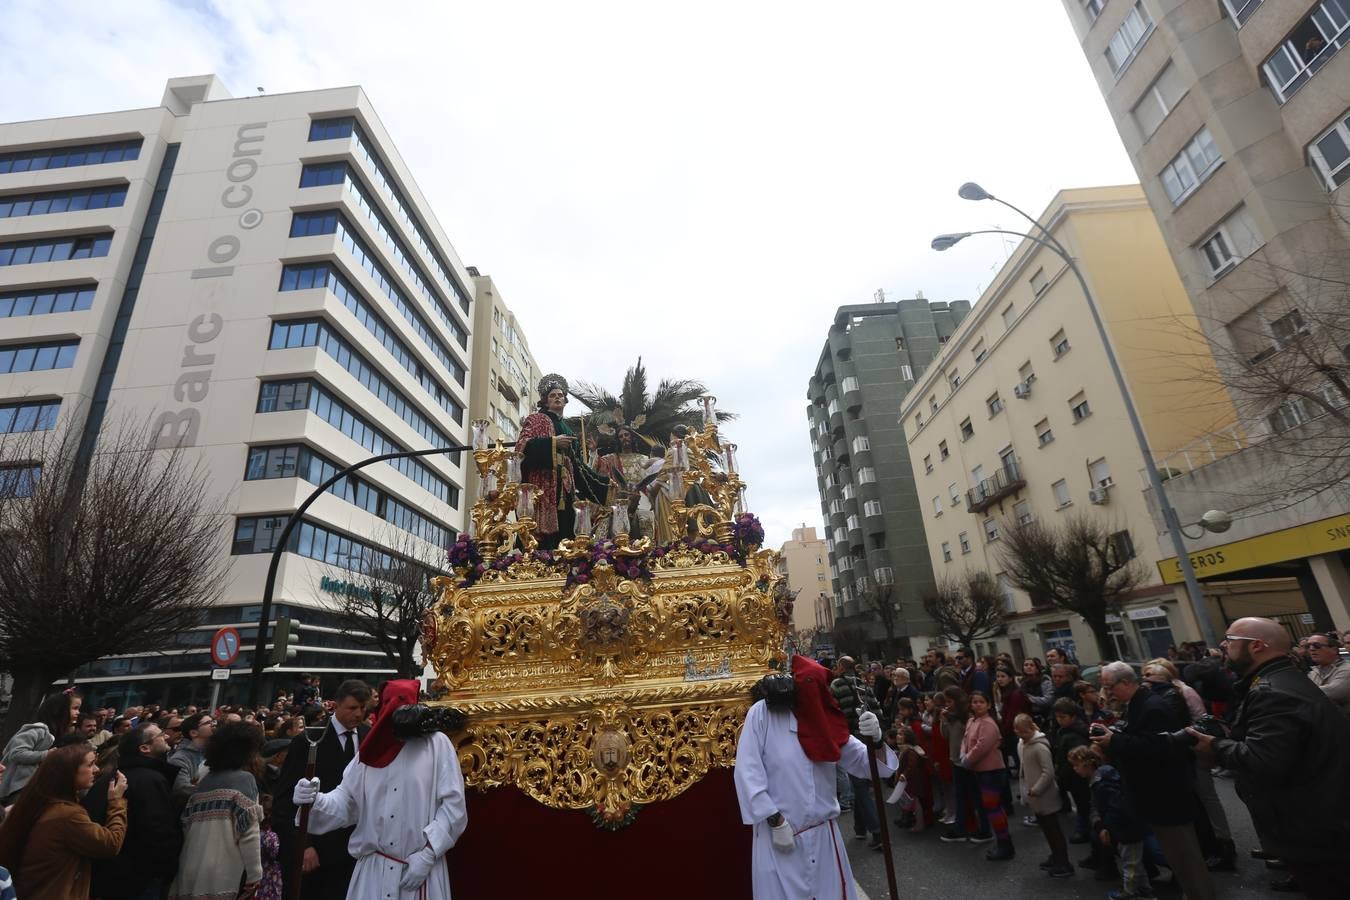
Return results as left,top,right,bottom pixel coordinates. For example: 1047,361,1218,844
0,742,128,899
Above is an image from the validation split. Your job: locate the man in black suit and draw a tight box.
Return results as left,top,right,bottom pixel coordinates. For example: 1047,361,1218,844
275,679,373,899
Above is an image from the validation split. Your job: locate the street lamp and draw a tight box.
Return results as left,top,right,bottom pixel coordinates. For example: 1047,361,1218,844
932,184,1222,648
244,441,492,706
1179,509,1232,540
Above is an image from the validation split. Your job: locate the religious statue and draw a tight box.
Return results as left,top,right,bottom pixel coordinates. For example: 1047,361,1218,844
593,425,663,539
516,374,611,550
643,424,717,545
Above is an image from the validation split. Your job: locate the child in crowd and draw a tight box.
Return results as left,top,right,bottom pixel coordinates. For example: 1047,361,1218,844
1069,745,1153,900
1013,714,1072,878
920,693,953,824
1050,697,1092,843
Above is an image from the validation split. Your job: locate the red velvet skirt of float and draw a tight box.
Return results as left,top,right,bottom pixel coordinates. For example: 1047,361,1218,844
448,768,751,899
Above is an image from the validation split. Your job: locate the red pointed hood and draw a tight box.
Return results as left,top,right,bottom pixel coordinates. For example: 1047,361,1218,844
792,655,850,762
358,679,420,768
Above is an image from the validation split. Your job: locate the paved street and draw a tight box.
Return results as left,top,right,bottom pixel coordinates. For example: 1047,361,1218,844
846,777,1285,899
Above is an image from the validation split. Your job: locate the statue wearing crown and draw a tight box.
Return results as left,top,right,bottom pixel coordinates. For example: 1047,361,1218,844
516,374,612,550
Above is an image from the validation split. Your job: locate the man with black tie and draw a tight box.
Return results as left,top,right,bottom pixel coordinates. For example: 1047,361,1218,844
276,679,372,899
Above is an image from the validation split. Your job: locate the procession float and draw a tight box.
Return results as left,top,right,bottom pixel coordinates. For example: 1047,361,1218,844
425,375,790,898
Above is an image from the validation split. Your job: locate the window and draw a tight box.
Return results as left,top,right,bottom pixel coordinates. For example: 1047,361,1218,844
950,370,961,390
289,209,339,238
984,518,1001,543
0,465,41,499
0,233,112,267
834,526,847,544
941,542,953,562
1231,296,1308,362
949,482,960,505
863,499,883,517
1030,268,1048,295
997,573,1017,613
841,375,860,393
1070,392,1092,421
827,399,840,416
1222,0,1263,25
1002,305,1016,330
1110,530,1137,563
1132,62,1187,138
900,364,914,380
987,392,1004,417
959,531,972,554
1270,309,1308,346
0,184,128,219
0,284,95,319
852,435,870,453
0,400,59,434
1268,397,1314,433
960,418,974,441
307,119,472,314
1090,457,1114,488
257,380,459,506
923,454,933,474
1019,361,1036,384
1262,2,1350,103
915,412,924,430
1106,2,1154,74
929,395,939,415
0,340,78,374
972,340,987,364
846,514,860,532
939,440,950,460
932,496,944,516
999,446,1018,470
1014,499,1033,526
0,138,141,174
1310,108,1350,188
842,483,856,500
857,466,876,483
895,337,906,350
1161,128,1223,204
1051,329,1071,358
1053,479,1072,508
1083,0,1104,21
1197,206,1263,280
875,566,895,585
268,319,457,445
1036,419,1054,446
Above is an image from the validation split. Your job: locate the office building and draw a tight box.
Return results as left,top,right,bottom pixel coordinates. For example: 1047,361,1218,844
1063,0,1350,634
902,186,1242,662
0,76,476,705
807,296,970,659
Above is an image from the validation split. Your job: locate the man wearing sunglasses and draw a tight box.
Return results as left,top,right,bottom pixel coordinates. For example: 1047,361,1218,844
1305,633,1350,717
1185,618,1350,900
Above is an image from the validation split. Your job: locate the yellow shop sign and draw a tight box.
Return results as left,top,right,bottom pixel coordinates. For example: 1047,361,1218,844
1158,513,1350,584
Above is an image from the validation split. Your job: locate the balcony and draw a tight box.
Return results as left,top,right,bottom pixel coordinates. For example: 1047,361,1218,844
966,462,1027,514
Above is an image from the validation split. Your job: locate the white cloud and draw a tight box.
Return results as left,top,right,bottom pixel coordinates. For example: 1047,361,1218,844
1,0,1136,545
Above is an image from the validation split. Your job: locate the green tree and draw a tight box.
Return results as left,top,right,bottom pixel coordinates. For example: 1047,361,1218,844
571,357,734,445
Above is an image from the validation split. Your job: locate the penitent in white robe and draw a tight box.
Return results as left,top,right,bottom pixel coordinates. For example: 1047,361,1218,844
735,700,897,900
307,732,467,900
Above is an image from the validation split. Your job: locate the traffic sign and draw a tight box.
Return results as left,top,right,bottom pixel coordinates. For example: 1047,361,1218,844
211,627,242,667
211,668,230,681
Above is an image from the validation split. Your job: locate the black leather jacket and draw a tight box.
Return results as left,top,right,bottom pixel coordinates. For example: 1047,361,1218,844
1215,656,1350,863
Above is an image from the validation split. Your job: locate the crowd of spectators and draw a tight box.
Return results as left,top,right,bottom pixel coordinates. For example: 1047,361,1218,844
0,675,387,899
820,619,1350,900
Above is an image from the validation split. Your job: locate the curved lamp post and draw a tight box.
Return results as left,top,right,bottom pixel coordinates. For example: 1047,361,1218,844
244,442,495,706
933,184,1221,648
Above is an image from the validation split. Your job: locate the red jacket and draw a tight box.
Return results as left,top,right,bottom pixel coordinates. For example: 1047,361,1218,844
998,686,1030,736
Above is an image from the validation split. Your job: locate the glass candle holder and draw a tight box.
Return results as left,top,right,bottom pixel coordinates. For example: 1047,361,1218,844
575,500,592,536
480,471,498,497
723,441,738,474
611,504,630,535
517,485,537,520
702,395,717,427
506,456,521,484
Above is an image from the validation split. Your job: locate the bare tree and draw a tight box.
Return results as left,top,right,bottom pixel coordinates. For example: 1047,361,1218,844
0,418,226,742
920,571,1005,649
862,582,902,660
997,515,1145,662
316,528,444,678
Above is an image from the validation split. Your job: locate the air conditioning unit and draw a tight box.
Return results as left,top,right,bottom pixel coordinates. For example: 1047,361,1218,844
1088,488,1110,505
1013,381,1031,399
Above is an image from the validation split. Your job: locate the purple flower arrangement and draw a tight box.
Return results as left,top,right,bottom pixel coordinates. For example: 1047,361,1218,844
566,539,653,588
732,513,765,550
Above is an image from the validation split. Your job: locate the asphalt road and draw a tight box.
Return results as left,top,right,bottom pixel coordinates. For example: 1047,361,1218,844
845,776,1288,899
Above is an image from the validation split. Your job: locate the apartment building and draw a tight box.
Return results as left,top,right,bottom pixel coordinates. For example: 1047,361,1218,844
0,76,477,706
901,186,1253,663
807,296,970,659
777,525,833,638
1063,0,1350,634
465,271,539,506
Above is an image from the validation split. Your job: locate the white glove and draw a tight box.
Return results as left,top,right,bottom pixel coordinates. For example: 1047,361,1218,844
400,846,437,890
292,777,320,806
858,711,882,741
770,818,795,853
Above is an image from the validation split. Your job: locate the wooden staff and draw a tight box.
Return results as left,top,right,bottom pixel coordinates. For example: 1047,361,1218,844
849,679,899,900
284,725,325,900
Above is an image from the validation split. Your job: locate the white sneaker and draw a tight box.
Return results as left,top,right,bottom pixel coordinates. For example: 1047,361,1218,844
940,814,956,825
1022,815,1039,827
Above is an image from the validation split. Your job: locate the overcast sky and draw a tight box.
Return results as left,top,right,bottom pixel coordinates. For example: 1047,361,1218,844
2,1,1139,545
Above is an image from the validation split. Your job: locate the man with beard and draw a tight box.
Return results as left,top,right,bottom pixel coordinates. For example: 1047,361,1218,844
1186,618,1350,900
735,656,896,899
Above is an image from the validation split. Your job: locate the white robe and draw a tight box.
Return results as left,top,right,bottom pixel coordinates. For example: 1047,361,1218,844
734,700,897,900
307,732,467,900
